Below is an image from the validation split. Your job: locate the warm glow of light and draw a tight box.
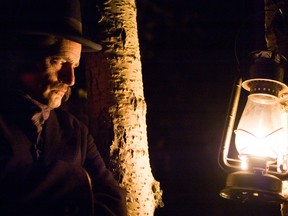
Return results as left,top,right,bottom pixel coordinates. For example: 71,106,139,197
240,158,248,170
235,94,288,162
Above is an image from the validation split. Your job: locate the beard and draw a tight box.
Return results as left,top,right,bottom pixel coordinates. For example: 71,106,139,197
62,86,72,102
45,82,72,108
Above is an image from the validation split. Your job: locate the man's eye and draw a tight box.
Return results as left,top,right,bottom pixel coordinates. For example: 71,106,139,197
51,58,66,66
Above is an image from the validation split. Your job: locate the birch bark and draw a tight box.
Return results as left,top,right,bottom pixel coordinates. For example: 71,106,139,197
82,0,163,215
265,1,288,215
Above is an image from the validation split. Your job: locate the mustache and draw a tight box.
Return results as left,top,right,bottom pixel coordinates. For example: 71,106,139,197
50,82,71,102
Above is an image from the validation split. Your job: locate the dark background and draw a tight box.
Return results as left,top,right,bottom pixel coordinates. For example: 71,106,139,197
136,0,284,215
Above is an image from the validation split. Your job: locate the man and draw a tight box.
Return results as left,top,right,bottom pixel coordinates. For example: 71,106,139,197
0,0,127,215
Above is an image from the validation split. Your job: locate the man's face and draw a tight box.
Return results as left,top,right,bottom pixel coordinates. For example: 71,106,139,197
20,39,82,108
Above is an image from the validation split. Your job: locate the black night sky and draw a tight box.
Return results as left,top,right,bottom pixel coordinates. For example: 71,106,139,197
136,0,284,215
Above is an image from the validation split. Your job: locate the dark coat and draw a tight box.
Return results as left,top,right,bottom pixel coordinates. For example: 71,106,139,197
0,96,127,216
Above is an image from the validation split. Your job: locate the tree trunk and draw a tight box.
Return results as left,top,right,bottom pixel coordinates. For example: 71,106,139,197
264,0,288,55
265,1,288,215
82,0,163,215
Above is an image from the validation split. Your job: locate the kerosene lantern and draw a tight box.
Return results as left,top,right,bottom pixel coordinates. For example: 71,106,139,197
219,50,288,203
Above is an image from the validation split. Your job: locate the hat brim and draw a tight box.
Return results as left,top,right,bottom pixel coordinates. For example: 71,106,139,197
21,31,102,53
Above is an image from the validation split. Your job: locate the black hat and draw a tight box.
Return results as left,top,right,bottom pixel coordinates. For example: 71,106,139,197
2,0,102,52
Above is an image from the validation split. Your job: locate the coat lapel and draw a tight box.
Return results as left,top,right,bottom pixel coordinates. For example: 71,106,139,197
43,110,82,164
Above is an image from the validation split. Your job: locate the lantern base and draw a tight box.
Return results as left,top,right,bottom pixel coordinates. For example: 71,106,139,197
220,171,286,203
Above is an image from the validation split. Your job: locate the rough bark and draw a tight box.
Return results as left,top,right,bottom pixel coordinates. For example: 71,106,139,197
265,1,288,215
265,0,288,55
82,0,163,215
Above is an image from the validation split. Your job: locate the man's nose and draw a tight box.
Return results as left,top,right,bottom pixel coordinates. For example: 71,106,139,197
58,64,75,86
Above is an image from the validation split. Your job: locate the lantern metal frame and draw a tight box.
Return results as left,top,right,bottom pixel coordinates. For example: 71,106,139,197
218,50,288,203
